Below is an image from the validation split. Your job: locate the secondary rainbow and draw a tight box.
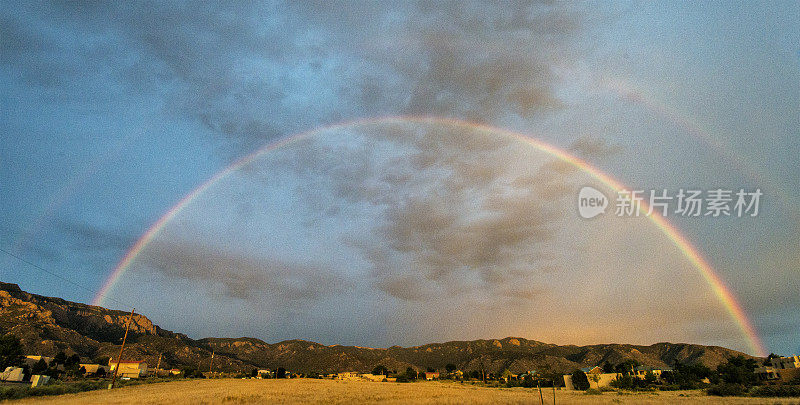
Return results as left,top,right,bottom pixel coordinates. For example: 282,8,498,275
92,116,767,357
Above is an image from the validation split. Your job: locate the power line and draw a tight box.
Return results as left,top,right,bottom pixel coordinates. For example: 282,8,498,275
0,246,133,310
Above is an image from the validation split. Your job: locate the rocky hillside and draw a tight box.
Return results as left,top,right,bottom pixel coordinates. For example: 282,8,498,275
0,282,757,374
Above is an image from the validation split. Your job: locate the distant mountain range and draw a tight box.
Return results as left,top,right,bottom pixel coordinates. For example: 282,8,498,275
0,281,757,374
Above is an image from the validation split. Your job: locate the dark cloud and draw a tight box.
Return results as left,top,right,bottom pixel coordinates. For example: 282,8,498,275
265,122,578,302
138,236,353,302
53,219,135,253
569,136,623,159
1,2,590,155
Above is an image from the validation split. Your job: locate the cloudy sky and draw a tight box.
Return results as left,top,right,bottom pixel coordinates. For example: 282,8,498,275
1,1,798,356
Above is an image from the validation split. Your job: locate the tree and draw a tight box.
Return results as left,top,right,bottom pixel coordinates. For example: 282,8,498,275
93,356,110,366
717,356,758,386
602,361,615,373
0,334,23,369
32,358,48,374
250,369,258,378
571,370,590,390
66,354,80,367
668,361,715,388
614,359,640,375
182,367,204,378
644,370,657,384
53,351,67,366
404,367,417,381
445,363,457,373
372,365,388,376
277,367,286,378
610,374,635,389
521,374,535,388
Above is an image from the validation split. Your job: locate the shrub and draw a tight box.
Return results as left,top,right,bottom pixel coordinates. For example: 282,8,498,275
706,383,746,397
571,370,590,390
749,385,800,397
584,388,602,395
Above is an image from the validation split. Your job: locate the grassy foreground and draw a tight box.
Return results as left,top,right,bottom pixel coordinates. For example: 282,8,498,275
5,378,800,405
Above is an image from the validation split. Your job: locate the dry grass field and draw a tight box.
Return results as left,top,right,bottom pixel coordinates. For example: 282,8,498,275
7,379,800,405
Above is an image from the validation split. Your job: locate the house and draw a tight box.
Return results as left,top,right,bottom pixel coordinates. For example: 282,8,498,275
564,365,672,390
80,363,108,375
755,355,800,383
30,374,50,387
424,371,439,380
360,373,387,382
24,355,53,368
1,367,25,382
256,369,272,379
108,359,148,378
564,367,616,390
581,366,603,374
336,372,360,381
633,366,667,379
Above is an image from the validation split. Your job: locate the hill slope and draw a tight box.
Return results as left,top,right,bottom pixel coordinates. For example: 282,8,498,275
0,282,756,374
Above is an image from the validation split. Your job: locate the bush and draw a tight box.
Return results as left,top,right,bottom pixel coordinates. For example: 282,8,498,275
571,370,590,390
707,383,746,397
610,375,634,389
749,385,800,397
0,334,23,369
0,380,109,401
584,388,602,395
717,356,758,386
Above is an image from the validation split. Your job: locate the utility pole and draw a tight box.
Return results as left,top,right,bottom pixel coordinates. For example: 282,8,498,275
155,353,162,376
109,308,135,389
537,380,544,405
209,351,214,374
552,380,556,405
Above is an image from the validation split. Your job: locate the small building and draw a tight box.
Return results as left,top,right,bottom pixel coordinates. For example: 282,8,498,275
109,359,148,378
1,367,24,382
755,355,800,383
336,372,360,381
80,364,108,375
24,355,53,368
256,369,272,378
564,367,618,390
30,375,50,387
360,373,386,382
633,366,666,379
424,371,439,380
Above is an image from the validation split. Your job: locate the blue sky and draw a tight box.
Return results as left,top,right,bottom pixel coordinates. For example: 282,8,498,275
1,1,798,355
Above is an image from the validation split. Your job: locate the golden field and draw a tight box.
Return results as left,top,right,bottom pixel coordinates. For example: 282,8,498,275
7,379,800,405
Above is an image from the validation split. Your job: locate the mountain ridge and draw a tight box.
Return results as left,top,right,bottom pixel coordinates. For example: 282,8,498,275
0,282,757,374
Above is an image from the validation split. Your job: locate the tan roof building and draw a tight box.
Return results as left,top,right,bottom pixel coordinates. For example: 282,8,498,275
756,355,800,383
79,364,108,375
109,359,148,378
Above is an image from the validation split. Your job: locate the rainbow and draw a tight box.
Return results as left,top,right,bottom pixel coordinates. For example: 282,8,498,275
92,116,767,356
599,76,798,225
